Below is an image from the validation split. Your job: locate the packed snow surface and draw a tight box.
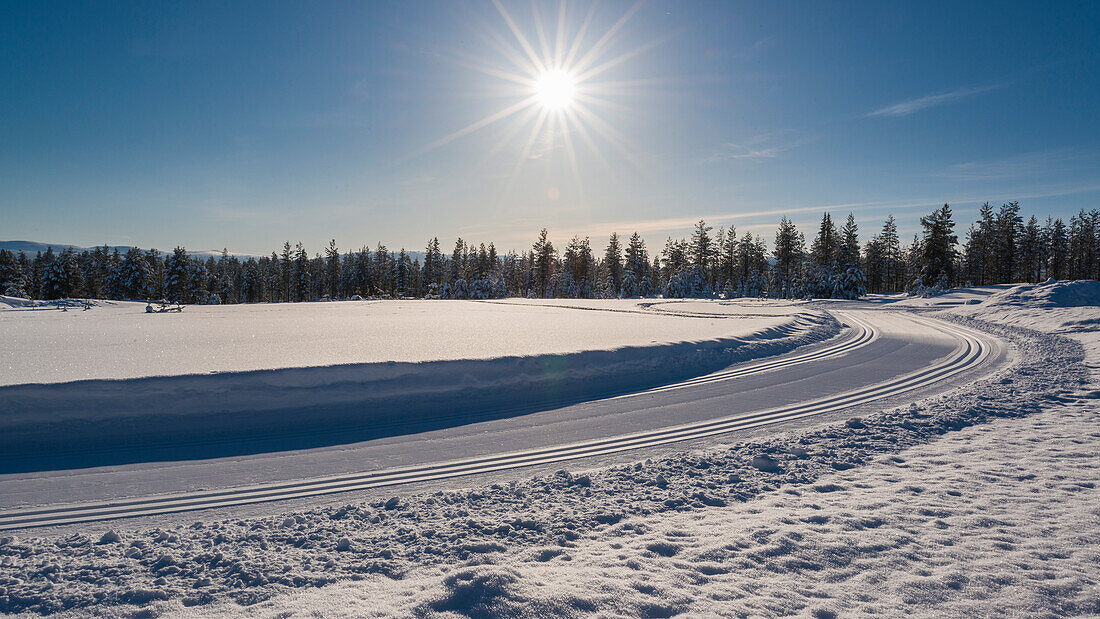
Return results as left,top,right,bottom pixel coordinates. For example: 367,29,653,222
1,282,1095,617
0,281,1095,617
0,299,794,386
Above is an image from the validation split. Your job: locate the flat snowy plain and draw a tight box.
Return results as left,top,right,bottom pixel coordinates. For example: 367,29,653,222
0,282,1097,617
0,298,790,385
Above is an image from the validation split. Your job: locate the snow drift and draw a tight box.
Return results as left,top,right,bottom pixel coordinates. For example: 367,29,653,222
975,278,1100,309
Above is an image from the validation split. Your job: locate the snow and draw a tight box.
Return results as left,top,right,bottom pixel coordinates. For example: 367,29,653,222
0,299,799,386
0,282,1096,616
0,299,833,474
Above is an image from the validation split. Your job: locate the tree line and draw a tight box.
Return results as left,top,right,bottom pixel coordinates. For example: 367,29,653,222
1,204,1096,304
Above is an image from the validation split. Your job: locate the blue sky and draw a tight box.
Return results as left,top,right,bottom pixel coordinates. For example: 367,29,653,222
2,1,1098,254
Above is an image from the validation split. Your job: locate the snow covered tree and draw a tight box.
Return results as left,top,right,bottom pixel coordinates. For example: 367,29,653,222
689,220,715,287
561,236,595,298
602,233,623,297
810,213,839,268
621,232,650,297
532,229,556,297
716,226,738,295
164,246,191,302
918,204,958,288
294,242,310,301
40,248,82,300
325,239,340,299
839,213,860,269
772,217,805,299
116,247,149,299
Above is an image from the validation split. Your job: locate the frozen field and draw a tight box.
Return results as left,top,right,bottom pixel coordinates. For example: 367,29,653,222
0,299,797,386
0,282,1096,617
0,299,833,474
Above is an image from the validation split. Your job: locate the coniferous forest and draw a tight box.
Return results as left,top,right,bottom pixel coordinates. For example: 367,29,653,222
2,204,1097,304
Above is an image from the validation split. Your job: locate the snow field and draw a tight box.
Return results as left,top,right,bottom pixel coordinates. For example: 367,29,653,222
0,303,834,473
0,299,798,386
0,292,1091,616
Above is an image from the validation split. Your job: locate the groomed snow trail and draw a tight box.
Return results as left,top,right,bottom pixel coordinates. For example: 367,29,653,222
0,310,1001,530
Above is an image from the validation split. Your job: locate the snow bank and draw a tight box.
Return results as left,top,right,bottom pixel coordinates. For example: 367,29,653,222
948,280,1100,378
971,279,1100,309
0,310,836,472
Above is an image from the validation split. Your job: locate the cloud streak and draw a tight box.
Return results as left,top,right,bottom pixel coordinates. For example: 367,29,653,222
702,133,812,164
867,83,1011,118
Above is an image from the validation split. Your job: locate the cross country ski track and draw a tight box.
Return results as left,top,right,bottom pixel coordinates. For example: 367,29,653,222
0,309,1004,530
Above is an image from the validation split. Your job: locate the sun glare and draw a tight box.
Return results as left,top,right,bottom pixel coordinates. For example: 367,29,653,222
533,69,576,111
408,1,660,195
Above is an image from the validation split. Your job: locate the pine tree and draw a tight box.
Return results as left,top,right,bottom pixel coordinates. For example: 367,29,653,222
164,246,191,303
839,213,860,268
294,242,310,301
717,226,738,295
993,201,1023,284
689,220,714,286
1018,216,1043,283
810,213,839,267
1068,209,1099,280
279,242,293,302
325,239,340,299
532,229,556,297
1044,217,1069,280
602,233,624,297
919,204,958,289
964,202,996,285
772,217,805,299
621,232,650,297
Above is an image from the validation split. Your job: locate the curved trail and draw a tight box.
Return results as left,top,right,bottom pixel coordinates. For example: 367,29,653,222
0,310,1001,530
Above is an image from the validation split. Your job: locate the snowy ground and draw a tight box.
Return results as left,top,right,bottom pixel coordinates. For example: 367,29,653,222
0,282,1096,617
0,300,830,476
0,298,794,386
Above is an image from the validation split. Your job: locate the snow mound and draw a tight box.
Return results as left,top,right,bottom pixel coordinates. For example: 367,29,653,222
977,279,1100,309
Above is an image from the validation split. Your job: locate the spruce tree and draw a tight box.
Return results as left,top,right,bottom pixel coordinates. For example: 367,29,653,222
603,233,624,296
325,239,340,299
294,242,310,301
532,229,556,297
772,217,805,299
919,204,958,288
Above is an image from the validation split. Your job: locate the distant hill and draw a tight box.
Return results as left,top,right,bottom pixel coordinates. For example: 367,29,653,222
0,241,425,263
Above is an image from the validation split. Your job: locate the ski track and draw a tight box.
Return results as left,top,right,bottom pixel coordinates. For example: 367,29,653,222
0,288,1094,617
0,310,991,531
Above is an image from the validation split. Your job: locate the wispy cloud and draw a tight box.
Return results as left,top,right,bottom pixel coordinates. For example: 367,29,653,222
941,149,1097,181
702,133,811,163
867,82,1011,118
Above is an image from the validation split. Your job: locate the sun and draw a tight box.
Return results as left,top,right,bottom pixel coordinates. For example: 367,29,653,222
408,1,663,191
533,69,576,111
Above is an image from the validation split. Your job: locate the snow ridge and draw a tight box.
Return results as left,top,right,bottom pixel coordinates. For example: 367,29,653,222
0,314,1089,616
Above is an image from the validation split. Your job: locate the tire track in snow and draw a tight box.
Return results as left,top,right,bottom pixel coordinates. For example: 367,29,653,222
0,312,997,530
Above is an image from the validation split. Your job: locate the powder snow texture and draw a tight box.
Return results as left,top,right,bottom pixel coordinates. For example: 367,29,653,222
949,280,1100,379
175,395,1100,618
0,299,792,386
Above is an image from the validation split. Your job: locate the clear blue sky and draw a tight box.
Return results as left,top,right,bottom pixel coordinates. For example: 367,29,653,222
2,1,1098,254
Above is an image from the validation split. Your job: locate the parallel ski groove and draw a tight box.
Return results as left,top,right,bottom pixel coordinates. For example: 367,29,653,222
0,312,994,530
